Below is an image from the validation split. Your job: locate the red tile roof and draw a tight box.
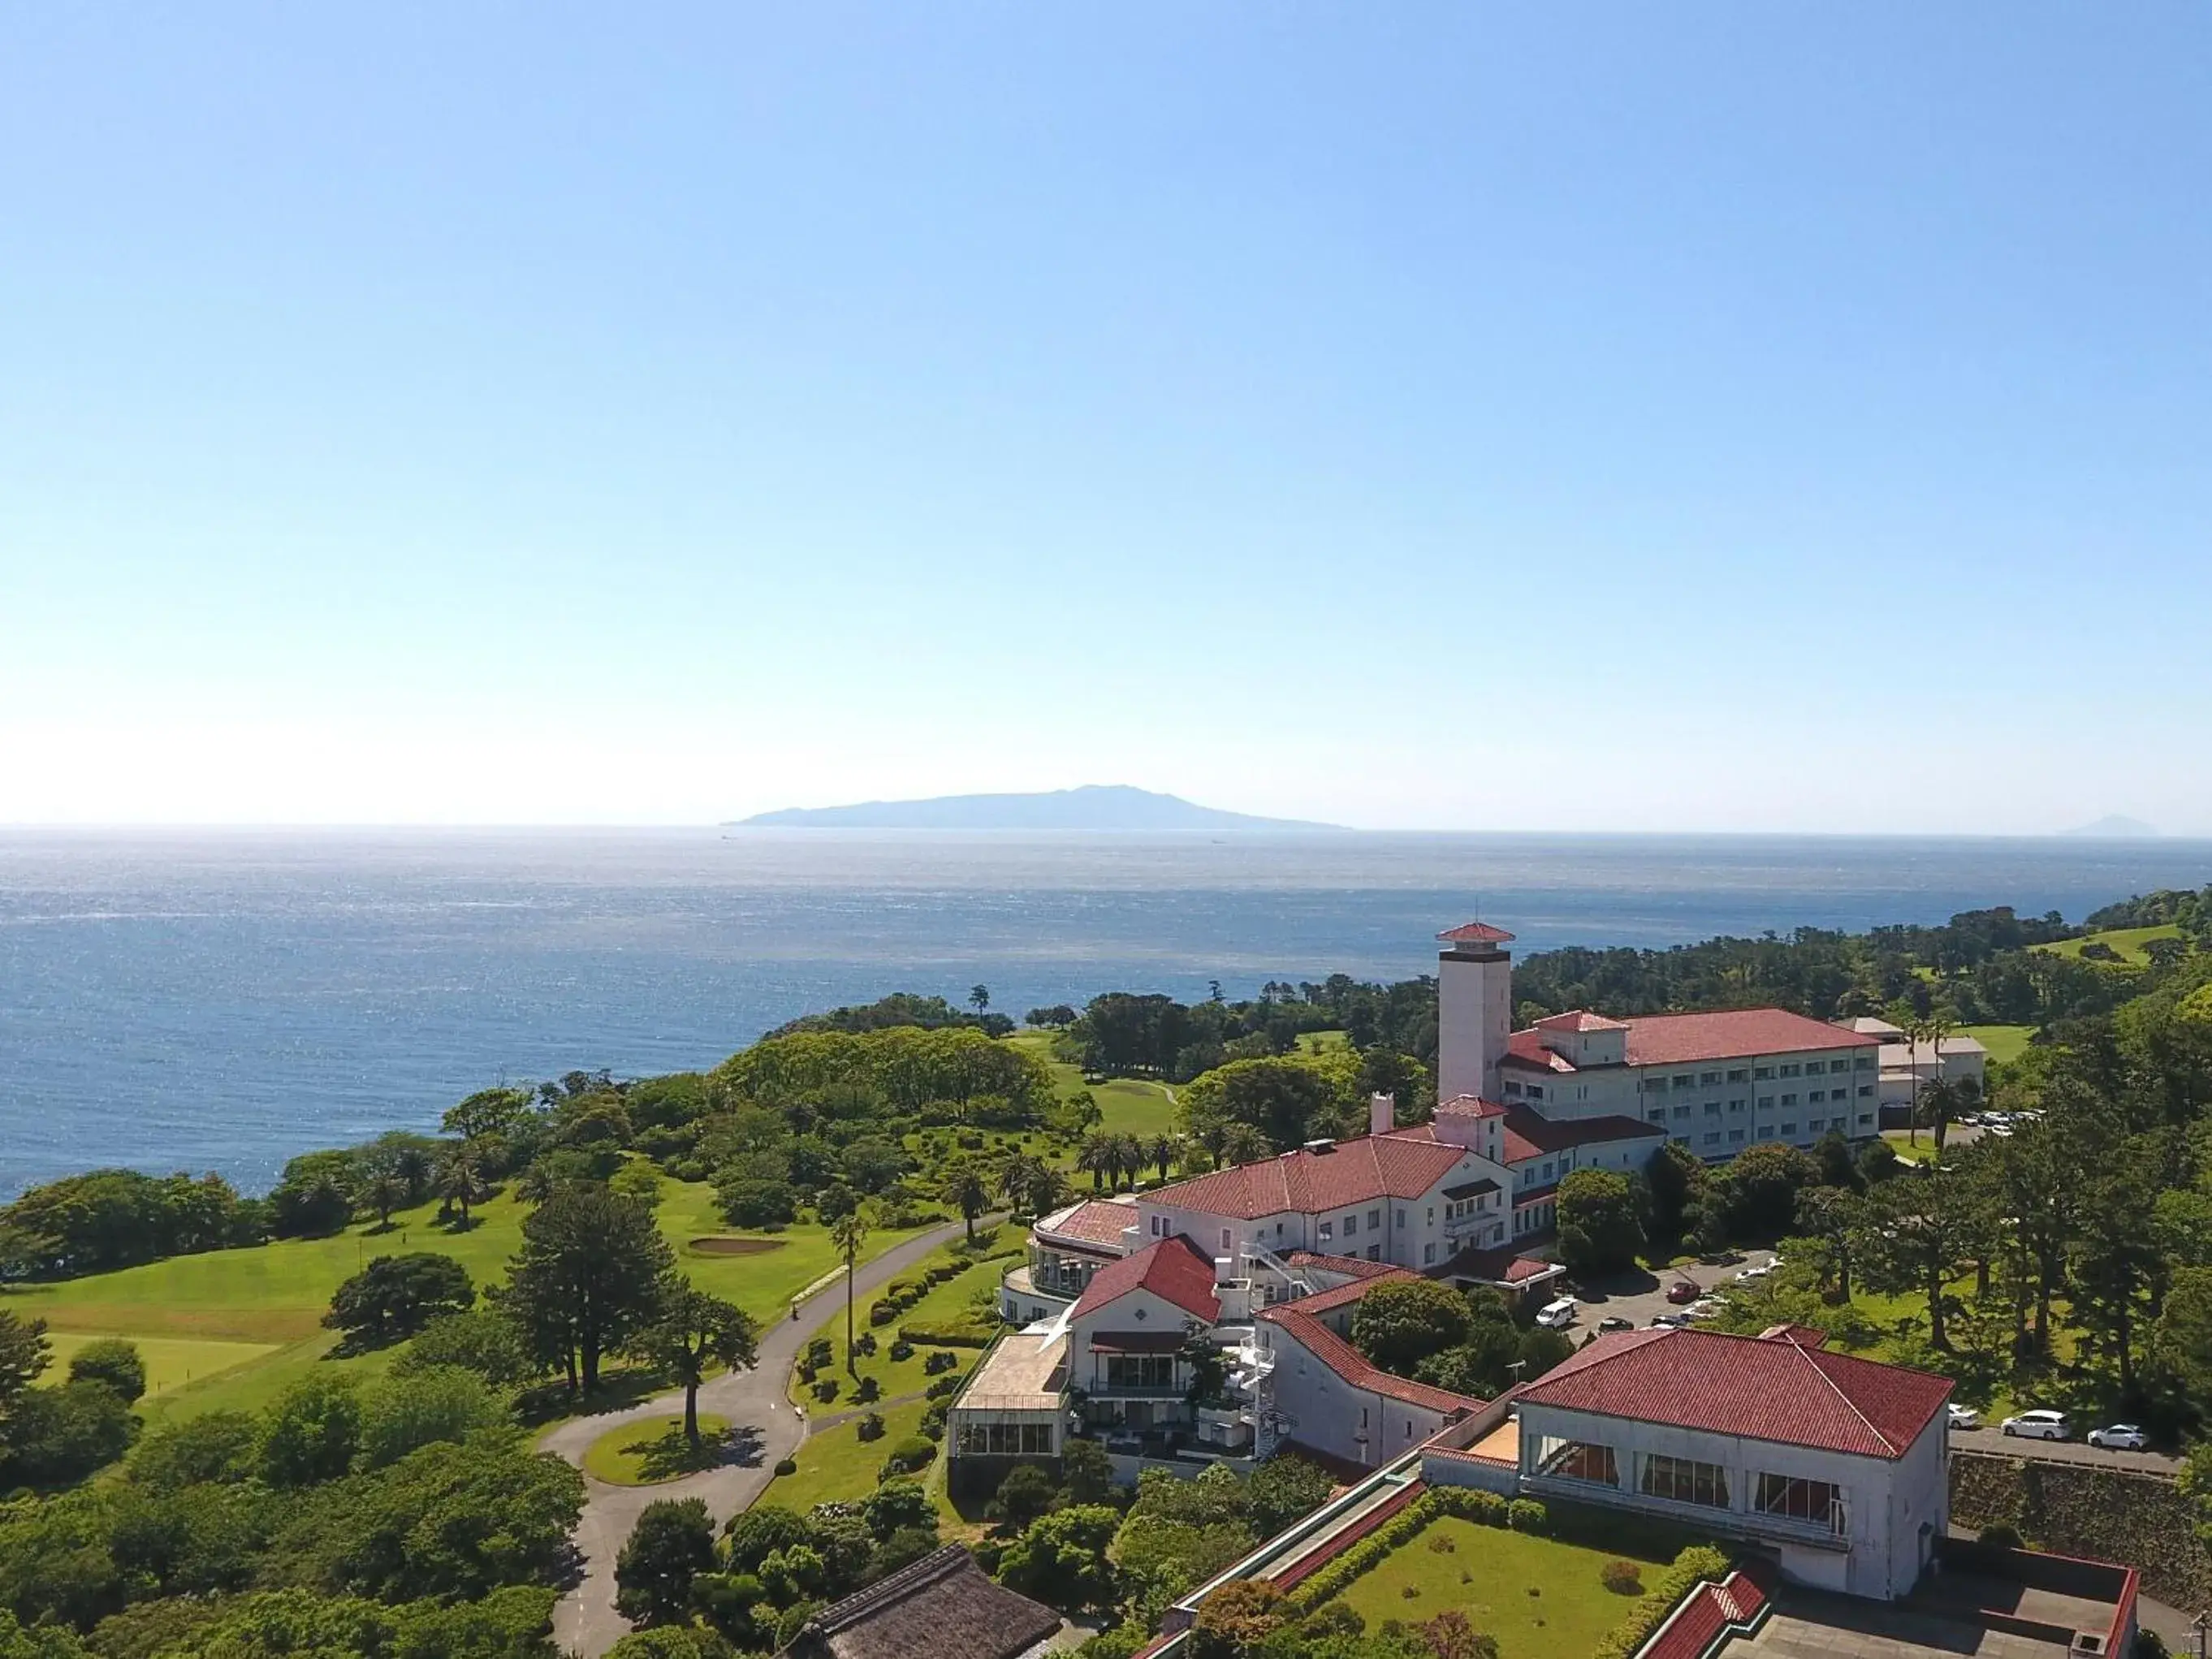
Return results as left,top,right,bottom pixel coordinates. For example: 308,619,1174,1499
1147,1135,1471,1220
1623,1009,1878,1067
1501,1035,1578,1074
1035,1198,1138,1251
1281,1267,1420,1316
1285,1251,1405,1281
1437,922,1516,944
1500,1104,1664,1164
1069,1234,1221,1323
1438,1242,1562,1285
1536,1009,1629,1032
1260,1303,1483,1416
1434,1095,1507,1120
1514,1326,1952,1459
1503,1010,1879,1073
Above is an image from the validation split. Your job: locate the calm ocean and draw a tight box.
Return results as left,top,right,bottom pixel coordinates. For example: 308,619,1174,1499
3,828,2209,1199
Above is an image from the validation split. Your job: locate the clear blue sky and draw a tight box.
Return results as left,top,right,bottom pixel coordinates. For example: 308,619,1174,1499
3,6,2207,833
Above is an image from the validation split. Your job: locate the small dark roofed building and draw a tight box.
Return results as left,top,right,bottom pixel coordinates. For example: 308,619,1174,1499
774,1545,1061,1659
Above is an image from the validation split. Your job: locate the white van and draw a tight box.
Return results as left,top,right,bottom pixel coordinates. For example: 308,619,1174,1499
1536,1297,1579,1329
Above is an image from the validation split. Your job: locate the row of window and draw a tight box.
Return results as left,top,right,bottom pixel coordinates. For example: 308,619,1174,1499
1651,1087,1872,1124
1678,1112,1875,1148
1653,1056,1874,1091
1533,1439,1845,1534
957,1421,1056,1456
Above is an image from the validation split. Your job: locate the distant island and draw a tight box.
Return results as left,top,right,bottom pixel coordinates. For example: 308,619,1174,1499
728,784,1340,831
2066,814,2158,838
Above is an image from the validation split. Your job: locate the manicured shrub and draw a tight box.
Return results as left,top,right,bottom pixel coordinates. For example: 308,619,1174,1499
1507,1498,1549,1533
1590,1545,1735,1659
888,1339,914,1362
923,1350,959,1375
925,1376,961,1401
868,1299,898,1326
1978,1522,2024,1549
773,1458,798,1477
856,1412,885,1443
1601,1559,1644,1595
897,1320,996,1347
879,1436,935,1476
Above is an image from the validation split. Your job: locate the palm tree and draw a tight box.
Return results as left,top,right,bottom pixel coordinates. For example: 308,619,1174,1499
1900,1013,1929,1146
1926,1074,1977,1159
364,1171,407,1232
1147,1135,1179,1183
434,1144,486,1228
1112,1134,1147,1192
941,1161,992,1245
829,1207,870,1376
1076,1133,1116,1193
996,1153,1065,1220
1193,1120,1231,1171
1220,1124,1269,1167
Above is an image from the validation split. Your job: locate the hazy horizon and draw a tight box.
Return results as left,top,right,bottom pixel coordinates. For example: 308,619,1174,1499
5,8,2208,835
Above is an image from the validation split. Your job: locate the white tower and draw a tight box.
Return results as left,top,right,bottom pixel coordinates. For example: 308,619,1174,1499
1436,922,1515,1105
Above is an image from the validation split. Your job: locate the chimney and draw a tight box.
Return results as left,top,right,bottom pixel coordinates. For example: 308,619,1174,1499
1369,1091,1395,1136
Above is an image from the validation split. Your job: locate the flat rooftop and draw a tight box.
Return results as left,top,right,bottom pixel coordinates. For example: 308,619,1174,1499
953,1333,1067,1413
1467,1417,1519,1463
1740,1579,2118,1659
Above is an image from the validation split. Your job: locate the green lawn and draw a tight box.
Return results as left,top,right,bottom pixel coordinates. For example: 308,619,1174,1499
1960,1024,2034,1065
1295,1030,1350,1055
2032,924,2183,966
1332,1519,1664,1657
1881,1131,1941,1165
1008,1031,1181,1145
790,1247,1005,1410
583,1413,734,1484
766,1398,933,1513
1,1177,930,1426
41,1332,279,1398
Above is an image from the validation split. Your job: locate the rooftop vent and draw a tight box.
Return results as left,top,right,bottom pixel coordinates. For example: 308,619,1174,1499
1302,1138,1337,1154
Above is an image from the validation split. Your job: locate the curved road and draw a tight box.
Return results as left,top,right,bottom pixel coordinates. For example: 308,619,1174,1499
539,1219,976,1657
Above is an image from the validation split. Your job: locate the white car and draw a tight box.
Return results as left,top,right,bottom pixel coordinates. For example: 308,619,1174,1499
2001,1409,2071,1441
1735,1263,1773,1282
1683,1299,1721,1323
1946,1403,1981,1431
2087,1424,2149,1451
1536,1297,1579,1329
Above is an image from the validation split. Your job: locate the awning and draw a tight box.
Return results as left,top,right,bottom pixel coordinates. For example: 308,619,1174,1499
1087,1331,1186,1354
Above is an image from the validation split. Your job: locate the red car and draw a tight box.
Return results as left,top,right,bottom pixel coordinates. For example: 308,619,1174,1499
1666,1280,1702,1305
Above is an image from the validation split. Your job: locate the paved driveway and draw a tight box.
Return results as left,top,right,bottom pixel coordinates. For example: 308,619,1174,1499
1559,1249,1782,1332
538,1218,977,1657
1948,1426,2180,1476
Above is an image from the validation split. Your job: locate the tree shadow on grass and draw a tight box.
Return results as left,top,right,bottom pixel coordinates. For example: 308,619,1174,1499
515,1363,678,1427
620,1421,747,1481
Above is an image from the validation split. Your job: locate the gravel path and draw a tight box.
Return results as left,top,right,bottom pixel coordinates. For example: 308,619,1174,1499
538,1219,977,1657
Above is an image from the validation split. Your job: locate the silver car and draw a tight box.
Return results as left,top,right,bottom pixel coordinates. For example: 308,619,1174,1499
2087,1424,2148,1451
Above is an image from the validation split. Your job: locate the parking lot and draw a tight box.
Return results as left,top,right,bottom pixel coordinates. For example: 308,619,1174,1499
1552,1248,1782,1331
1545,1257,2181,1474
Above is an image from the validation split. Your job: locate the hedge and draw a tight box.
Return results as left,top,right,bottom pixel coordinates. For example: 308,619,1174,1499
1589,1545,1734,1659
1281,1487,1519,1617
898,1319,997,1347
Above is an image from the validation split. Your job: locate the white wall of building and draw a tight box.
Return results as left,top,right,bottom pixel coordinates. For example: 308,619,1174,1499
1438,947,1514,1104
1134,1145,1514,1278
1515,1401,1946,1600
1258,1318,1458,1470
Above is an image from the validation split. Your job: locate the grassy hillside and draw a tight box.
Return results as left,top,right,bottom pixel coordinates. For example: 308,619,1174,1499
1,1179,927,1424
2033,924,2183,966
1007,1029,1180,1140
1960,1023,2035,1065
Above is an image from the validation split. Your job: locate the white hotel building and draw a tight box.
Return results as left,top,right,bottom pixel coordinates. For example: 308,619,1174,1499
957,918,1892,1493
